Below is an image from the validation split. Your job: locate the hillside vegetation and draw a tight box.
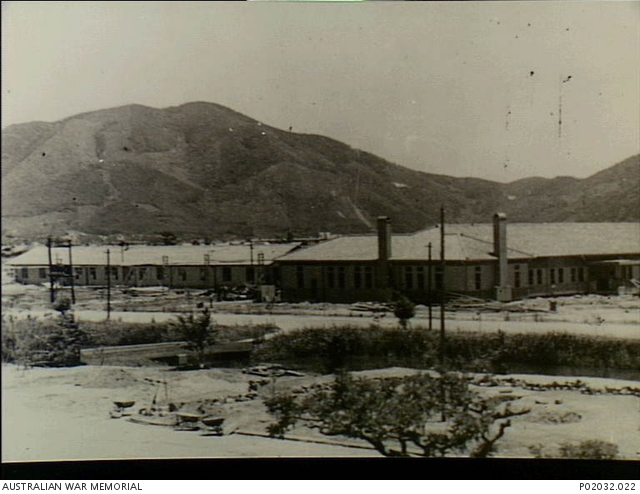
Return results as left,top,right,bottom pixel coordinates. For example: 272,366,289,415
2,102,638,242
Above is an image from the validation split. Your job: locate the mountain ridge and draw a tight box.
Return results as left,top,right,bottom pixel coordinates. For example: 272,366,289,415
2,102,638,242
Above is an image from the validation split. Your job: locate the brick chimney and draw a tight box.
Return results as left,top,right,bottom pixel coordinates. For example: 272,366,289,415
493,213,512,302
376,216,392,292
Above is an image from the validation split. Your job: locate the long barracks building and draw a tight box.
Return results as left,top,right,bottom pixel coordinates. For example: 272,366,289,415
276,215,640,303
7,215,640,303
8,242,300,290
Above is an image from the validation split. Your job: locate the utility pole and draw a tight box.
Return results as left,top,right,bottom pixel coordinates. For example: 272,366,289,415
439,207,446,422
106,248,111,320
428,242,433,331
440,207,446,367
67,240,76,304
47,237,55,303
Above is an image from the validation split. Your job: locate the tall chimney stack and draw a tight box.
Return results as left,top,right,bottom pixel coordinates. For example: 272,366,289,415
377,216,392,261
493,213,512,302
376,216,392,293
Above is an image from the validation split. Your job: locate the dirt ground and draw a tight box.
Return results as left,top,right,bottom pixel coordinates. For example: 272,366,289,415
2,363,639,462
3,281,640,340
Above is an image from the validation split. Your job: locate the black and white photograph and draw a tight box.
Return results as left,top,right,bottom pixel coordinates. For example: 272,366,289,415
2,1,639,465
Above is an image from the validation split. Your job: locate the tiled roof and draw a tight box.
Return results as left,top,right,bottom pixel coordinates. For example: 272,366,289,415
7,243,301,267
277,223,640,262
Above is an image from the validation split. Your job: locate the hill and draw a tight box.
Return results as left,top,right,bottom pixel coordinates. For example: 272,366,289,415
2,102,638,242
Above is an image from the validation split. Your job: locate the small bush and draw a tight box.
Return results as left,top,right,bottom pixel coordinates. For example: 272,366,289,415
393,296,415,330
558,440,619,460
530,440,619,460
170,309,217,367
1,313,87,367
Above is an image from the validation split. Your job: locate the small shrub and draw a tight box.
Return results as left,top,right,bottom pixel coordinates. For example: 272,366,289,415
393,296,415,330
529,440,619,460
170,308,217,368
558,440,619,460
1,313,87,367
52,297,72,314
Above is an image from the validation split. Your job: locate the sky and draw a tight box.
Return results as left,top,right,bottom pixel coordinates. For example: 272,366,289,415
2,1,639,182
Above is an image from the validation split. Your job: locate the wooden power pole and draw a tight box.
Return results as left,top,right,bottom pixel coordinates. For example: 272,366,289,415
439,207,446,368
47,237,55,303
67,240,76,304
106,248,111,320
428,242,433,331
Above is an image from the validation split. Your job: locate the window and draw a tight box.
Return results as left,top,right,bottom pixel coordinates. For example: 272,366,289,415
21,267,29,279
104,267,119,280
327,267,335,288
571,267,577,283
178,268,187,281
364,266,373,289
75,268,83,280
578,267,585,282
201,267,209,282
89,267,97,280
337,267,346,289
474,266,482,290
558,268,564,284
405,267,413,289
514,265,521,288
222,267,231,282
416,267,425,289
296,266,304,288
549,268,556,285
353,266,362,289
139,268,147,281
536,269,542,285
39,268,46,279
156,267,164,280
246,267,255,283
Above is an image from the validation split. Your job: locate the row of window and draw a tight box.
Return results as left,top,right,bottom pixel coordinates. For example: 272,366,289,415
295,266,445,291
296,266,376,290
21,266,253,283
526,267,586,287
291,265,588,292
405,266,445,290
